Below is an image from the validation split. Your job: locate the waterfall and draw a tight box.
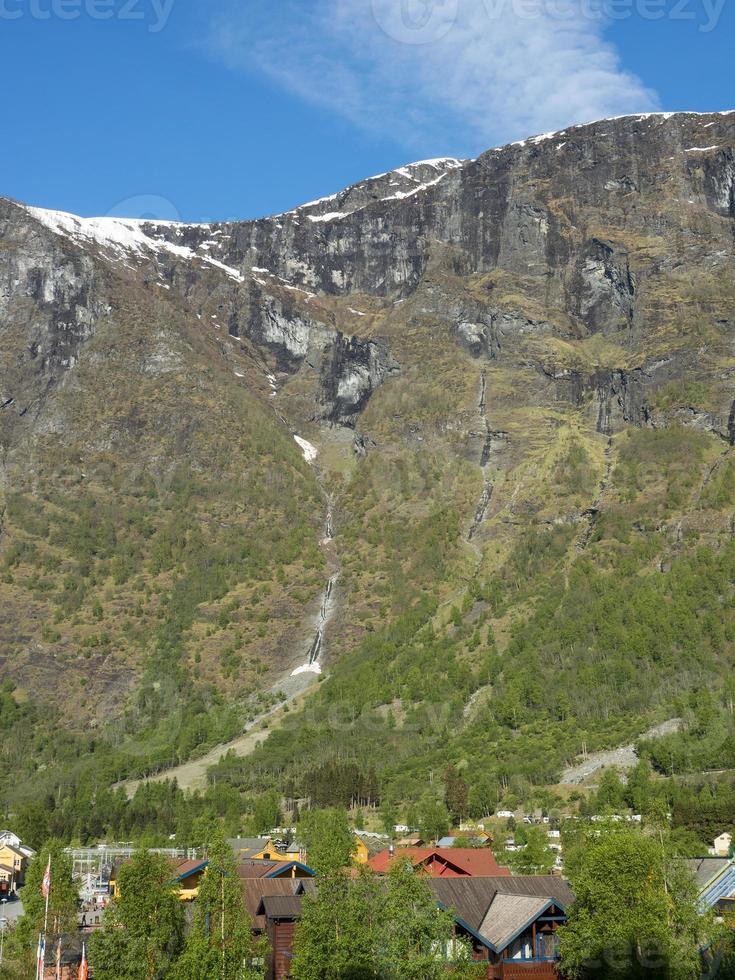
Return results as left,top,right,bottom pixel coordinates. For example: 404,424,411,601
291,503,338,677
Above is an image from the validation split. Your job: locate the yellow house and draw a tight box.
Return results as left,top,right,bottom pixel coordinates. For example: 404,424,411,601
173,859,208,901
110,857,208,902
0,863,17,895
0,844,28,887
352,836,370,865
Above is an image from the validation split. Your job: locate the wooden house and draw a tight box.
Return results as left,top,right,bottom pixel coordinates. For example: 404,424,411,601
253,874,573,980
429,877,573,978
0,863,16,897
41,935,83,980
173,858,209,901
368,847,510,878
257,894,304,980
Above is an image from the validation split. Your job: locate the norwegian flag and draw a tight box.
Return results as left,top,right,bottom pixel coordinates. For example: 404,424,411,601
41,857,51,899
79,942,89,980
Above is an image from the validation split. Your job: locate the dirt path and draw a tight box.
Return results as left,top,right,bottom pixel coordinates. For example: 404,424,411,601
124,668,320,795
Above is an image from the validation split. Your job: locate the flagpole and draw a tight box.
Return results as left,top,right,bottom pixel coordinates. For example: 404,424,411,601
43,856,51,937
37,855,51,980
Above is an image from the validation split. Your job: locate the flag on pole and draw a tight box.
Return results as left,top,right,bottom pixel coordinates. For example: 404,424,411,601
35,933,45,980
41,857,51,899
79,941,89,980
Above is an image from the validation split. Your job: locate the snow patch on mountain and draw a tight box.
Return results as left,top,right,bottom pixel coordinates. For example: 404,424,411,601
294,435,318,463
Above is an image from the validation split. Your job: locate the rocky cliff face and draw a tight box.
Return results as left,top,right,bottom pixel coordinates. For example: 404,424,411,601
2,111,735,739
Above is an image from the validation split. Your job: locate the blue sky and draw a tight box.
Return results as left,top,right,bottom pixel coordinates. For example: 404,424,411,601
1,0,732,222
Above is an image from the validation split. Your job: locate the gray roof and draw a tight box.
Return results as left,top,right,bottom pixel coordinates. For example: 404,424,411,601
228,837,270,851
479,894,550,950
683,858,731,890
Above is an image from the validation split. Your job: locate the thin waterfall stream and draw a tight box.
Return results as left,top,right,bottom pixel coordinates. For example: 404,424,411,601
291,502,338,676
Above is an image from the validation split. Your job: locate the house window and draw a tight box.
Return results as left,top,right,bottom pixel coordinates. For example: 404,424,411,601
536,932,561,960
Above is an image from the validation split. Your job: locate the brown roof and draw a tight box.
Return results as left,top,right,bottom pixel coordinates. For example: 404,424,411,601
427,878,499,930
175,859,207,880
236,860,283,879
429,876,574,934
241,878,300,930
259,895,304,920
488,876,574,903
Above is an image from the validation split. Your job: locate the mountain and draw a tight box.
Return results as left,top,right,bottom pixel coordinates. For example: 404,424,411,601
2,111,735,809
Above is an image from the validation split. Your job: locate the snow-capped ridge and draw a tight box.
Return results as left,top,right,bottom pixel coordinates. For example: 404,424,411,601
280,156,468,221
498,110,735,153
21,204,244,282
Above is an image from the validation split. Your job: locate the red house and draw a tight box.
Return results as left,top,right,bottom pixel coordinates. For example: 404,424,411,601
368,847,511,878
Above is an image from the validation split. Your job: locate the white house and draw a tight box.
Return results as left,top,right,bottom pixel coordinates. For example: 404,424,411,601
714,832,733,857
496,810,515,820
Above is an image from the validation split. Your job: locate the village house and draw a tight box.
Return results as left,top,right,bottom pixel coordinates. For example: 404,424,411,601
254,875,573,980
172,859,209,901
713,832,733,858
683,856,735,914
110,852,317,905
0,832,34,893
368,847,511,878
352,832,388,865
430,876,574,979
236,859,317,881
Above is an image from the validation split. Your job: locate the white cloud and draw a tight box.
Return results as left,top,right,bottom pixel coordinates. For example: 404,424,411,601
207,0,658,153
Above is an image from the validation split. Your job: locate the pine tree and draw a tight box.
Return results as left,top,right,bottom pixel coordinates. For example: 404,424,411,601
298,808,355,875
